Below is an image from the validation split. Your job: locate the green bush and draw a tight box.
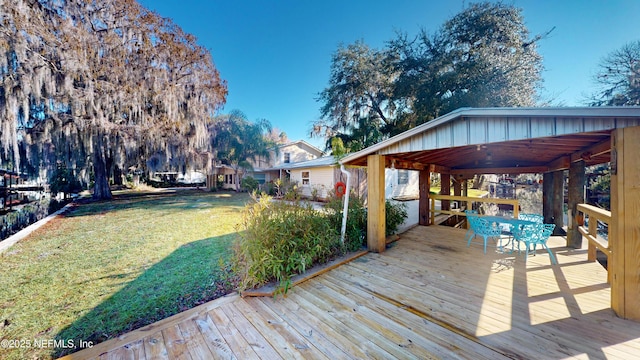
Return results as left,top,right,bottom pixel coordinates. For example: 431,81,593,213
49,164,83,198
233,192,409,295
325,193,367,252
385,199,408,235
234,194,341,295
326,195,409,247
241,176,259,192
0,198,65,240
283,181,301,201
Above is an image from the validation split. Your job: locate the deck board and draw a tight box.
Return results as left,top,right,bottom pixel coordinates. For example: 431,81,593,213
60,225,640,360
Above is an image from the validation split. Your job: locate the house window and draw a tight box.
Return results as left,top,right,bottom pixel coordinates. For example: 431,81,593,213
398,170,409,185
301,171,310,185
284,153,291,163
254,173,266,184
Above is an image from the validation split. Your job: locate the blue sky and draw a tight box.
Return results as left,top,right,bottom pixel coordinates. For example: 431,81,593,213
138,0,640,150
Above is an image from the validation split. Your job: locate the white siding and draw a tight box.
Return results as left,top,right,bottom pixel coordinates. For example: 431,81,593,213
277,144,319,166
385,169,419,199
291,166,334,200
250,141,323,169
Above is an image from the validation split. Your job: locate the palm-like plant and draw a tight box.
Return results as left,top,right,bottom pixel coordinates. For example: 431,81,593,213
214,111,275,191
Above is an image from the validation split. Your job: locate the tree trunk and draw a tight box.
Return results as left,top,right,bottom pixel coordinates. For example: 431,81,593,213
92,136,113,200
113,165,123,186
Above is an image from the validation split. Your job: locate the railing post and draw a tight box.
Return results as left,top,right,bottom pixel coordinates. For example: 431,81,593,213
430,197,435,225
586,210,597,262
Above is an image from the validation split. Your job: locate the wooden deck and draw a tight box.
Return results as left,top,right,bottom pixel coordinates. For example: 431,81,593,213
60,225,640,359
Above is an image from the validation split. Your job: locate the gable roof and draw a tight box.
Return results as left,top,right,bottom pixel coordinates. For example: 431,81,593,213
270,156,337,170
274,140,324,156
340,107,640,174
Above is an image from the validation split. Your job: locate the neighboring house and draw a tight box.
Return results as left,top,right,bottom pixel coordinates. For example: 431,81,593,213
278,156,337,200
277,155,419,202
249,140,324,185
213,164,241,190
207,138,419,198
207,140,324,191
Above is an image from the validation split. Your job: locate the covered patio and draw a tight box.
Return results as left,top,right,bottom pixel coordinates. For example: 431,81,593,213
61,226,640,359
60,106,640,359
340,106,640,321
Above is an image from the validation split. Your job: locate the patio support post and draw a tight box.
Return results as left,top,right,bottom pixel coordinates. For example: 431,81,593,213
552,170,565,235
543,171,565,236
440,173,451,211
419,169,430,225
543,172,553,222
610,126,640,320
567,160,585,248
453,177,462,196
367,154,386,252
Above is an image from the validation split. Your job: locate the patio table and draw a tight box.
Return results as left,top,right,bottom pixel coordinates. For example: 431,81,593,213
478,215,536,252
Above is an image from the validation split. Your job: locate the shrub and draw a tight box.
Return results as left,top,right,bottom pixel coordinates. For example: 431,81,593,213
0,197,65,240
325,193,367,252
385,199,408,236
241,176,259,192
283,181,301,201
234,194,341,295
233,192,409,295
326,195,409,246
49,164,83,198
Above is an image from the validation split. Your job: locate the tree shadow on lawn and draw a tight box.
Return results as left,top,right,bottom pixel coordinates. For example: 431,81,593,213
65,189,247,219
52,234,237,358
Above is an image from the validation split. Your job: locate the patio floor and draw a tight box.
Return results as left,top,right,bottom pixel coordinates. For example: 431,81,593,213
60,225,640,359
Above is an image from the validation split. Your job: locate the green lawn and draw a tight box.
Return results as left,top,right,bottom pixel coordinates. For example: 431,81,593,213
0,189,249,360
430,187,488,197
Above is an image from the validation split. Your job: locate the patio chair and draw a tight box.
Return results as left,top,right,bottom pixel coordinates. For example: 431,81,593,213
512,223,557,264
467,216,502,254
464,210,478,244
509,213,544,251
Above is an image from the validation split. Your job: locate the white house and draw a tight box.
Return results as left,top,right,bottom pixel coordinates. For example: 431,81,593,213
276,155,419,201
249,140,325,185
208,140,324,191
208,139,419,199
277,156,337,200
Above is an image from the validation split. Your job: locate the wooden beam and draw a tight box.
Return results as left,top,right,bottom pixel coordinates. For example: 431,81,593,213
621,126,640,319
450,166,548,176
552,170,565,235
547,156,571,172
367,155,386,253
440,173,451,211
453,177,462,197
567,160,585,248
611,126,640,320
419,169,430,226
611,128,624,318
543,172,553,224
385,157,431,171
570,138,612,163
429,164,450,174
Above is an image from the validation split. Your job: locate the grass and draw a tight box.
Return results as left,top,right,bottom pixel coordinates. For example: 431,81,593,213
0,189,249,360
430,186,488,197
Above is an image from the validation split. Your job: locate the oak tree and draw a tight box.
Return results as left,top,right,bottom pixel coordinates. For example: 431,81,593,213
590,40,640,106
1,0,227,199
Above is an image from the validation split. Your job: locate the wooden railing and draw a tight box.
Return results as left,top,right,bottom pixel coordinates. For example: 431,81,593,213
429,194,519,225
577,203,611,282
